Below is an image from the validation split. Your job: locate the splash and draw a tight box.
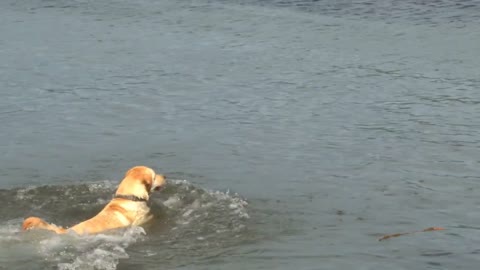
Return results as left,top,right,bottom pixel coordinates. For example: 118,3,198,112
0,179,250,269
161,180,249,235
54,227,146,270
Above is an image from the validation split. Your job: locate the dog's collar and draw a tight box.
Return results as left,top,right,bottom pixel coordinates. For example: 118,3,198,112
114,194,148,202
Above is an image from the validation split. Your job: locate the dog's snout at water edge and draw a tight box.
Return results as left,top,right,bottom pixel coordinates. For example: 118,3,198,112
153,174,167,191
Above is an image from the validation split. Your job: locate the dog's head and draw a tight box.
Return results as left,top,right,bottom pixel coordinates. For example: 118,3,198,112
115,166,166,200
22,216,50,231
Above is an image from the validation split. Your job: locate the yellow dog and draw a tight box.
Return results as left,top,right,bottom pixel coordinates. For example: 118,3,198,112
22,166,166,235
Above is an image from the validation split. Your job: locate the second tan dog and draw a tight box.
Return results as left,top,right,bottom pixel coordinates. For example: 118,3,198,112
22,166,166,235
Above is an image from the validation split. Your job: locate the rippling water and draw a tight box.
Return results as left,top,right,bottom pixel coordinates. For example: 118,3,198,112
1,0,480,269
1,181,253,269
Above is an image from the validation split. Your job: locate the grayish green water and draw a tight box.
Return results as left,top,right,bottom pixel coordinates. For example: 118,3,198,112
1,0,480,269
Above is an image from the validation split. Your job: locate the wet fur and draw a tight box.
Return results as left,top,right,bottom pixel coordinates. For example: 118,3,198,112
22,166,166,235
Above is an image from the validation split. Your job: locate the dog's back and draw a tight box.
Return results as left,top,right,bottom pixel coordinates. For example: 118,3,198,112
21,166,165,235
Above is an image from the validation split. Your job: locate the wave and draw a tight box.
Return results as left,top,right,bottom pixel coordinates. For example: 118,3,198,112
0,180,249,270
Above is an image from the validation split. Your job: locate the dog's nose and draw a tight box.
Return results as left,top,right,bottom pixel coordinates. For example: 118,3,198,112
155,174,167,185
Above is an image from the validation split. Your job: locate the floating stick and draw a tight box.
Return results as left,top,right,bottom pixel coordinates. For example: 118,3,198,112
378,227,445,241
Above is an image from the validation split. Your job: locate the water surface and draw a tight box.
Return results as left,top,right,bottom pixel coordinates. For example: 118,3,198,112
1,0,480,269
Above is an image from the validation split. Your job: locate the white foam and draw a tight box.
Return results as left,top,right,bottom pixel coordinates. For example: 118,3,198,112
169,180,249,214
15,185,36,200
86,180,116,192
53,227,146,270
0,218,22,242
208,190,250,219
163,194,182,209
182,209,194,218
162,180,250,240
2,179,250,269
0,225,146,270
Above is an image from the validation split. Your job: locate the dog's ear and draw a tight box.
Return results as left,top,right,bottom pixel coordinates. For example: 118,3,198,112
142,179,152,192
